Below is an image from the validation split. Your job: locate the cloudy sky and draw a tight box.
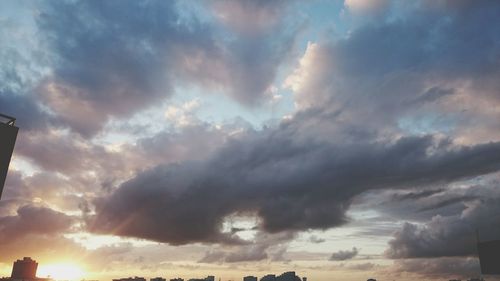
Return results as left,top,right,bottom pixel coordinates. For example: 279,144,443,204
1,0,500,280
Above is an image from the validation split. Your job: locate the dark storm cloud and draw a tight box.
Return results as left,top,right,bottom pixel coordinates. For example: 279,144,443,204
90,121,500,244
329,247,359,261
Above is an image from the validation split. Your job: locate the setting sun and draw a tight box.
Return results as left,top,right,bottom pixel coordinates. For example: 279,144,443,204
38,263,85,281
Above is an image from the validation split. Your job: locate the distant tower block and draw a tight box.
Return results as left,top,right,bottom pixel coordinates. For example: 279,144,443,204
11,257,38,279
0,113,18,200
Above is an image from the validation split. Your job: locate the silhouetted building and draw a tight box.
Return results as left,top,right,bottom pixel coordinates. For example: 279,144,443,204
243,276,257,281
0,114,18,200
260,275,276,281
367,279,376,281
11,257,38,280
113,277,146,281
188,277,214,281
276,272,300,281
151,278,165,281
170,279,184,281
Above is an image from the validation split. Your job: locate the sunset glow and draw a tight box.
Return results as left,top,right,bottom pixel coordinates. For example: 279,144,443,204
38,263,85,281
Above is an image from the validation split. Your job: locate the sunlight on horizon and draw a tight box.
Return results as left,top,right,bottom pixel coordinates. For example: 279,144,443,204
38,263,85,281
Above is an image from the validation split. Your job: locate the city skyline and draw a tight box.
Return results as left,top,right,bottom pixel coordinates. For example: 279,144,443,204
2,257,312,281
1,0,500,280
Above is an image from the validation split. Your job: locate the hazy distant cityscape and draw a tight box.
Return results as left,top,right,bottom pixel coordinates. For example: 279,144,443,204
0,257,491,281
112,272,306,281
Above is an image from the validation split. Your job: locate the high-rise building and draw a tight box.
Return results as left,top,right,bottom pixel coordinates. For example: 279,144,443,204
0,114,18,200
11,257,38,279
243,276,257,281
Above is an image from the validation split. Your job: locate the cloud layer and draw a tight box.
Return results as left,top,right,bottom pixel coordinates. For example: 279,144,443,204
1,0,500,279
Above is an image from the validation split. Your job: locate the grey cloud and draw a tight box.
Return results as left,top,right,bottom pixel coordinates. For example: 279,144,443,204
308,235,325,244
89,124,500,245
137,123,227,165
0,205,74,240
354,174,499,230
32,0,297,136
225,246,269,263
389,257,480,280
198,250,227,264
184,0,299,107
220,31,296,106
347,262,377,271
0,17,53,132
199,231,294,263
210,0,293,34
36,0,213,136
410,87,455,105
386,181,500,258
287,0,500,142
0,204,81,262
416,195,478,212
1,170,83,212
390,188,445,201
0,91,52,132
0,205,161,272
329,247,359,261
0,233,84,264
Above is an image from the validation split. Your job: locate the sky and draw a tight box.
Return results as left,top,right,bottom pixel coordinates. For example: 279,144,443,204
1,0,500,280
